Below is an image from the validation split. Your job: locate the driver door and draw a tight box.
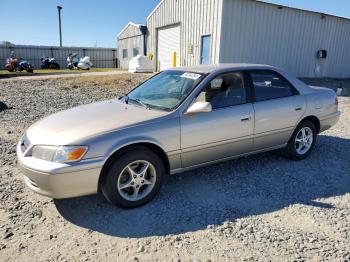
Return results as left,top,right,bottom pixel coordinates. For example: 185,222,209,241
180,72,254,168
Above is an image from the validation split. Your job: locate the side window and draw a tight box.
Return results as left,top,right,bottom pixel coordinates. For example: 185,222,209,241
122,49,128,59
250,71,295,102
133,48,139,57
197,72,246,109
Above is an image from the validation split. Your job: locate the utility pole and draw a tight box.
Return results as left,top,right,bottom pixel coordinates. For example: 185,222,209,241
57,6,63,47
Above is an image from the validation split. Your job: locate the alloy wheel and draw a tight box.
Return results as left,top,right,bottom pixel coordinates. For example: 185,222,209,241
117,160,157,202
295,127,313,155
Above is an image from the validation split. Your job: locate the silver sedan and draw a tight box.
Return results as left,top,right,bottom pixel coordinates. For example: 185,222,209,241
17,64,340,208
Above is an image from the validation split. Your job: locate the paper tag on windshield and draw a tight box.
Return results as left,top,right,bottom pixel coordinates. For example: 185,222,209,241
181,72,201,80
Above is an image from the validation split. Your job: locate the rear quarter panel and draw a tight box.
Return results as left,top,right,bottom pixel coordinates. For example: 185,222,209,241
304,87,338,121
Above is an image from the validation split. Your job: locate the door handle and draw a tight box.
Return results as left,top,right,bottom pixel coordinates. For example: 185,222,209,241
241,115,251,122
295,106,303,111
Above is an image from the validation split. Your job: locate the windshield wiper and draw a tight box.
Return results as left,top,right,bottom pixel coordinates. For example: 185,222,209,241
134,99,150,110
127,97,150,110
123,94,129,104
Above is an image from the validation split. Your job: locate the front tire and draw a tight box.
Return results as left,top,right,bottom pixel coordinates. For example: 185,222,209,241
101,147,164,209
285,120,317,160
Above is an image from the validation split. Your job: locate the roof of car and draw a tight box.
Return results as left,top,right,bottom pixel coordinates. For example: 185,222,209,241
172,63,277,74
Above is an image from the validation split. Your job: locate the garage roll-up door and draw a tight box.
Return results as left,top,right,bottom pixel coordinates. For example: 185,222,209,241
157,25,180,71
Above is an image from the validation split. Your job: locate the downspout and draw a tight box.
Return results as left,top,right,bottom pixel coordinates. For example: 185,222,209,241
139,25,147,56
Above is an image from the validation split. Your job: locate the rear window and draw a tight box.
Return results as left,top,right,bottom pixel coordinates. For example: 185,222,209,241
250,71,296,102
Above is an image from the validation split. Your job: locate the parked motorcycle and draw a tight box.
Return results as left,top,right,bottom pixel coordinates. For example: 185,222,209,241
67,53,79,69
78,56,92,70
5,52,34,73
18,60,34,73
5,57,19,72
67,53,92,70
41,57,60,69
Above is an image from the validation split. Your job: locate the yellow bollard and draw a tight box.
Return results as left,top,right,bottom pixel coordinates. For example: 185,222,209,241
173,51,177,68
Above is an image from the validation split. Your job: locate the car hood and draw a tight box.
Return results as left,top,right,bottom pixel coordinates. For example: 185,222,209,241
26,99,169,145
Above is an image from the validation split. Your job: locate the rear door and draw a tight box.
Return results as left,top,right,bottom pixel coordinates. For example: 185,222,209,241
249,70,306,150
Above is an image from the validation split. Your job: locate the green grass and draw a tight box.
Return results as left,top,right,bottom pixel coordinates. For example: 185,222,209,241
0,68,122,75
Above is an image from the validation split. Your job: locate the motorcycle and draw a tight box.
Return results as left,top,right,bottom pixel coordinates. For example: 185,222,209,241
67,53,92,70
18,60,34,73
78,56,92,70
5,52,34,73
41,57,60,69
5,57,19,72
67,53,79,69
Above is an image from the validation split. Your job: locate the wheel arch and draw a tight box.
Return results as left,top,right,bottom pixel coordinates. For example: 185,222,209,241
298,115,320,133
98,142,170,191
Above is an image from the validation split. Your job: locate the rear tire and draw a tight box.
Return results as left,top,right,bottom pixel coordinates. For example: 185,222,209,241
284,120,317,160
101,147,164,209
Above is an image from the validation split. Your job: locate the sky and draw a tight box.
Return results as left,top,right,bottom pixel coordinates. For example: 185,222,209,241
0,0,350,48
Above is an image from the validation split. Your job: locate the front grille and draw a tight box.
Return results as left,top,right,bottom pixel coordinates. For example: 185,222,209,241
21,135,31,153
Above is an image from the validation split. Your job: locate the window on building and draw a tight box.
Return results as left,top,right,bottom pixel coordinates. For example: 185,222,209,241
250,71,297,102
133,48,139,57
197,72,246,109
122,49,128,59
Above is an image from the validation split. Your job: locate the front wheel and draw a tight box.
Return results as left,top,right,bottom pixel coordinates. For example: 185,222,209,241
284,120,317,160
101,147,164,209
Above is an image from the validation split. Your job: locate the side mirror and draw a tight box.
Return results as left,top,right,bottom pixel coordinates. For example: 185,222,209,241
185,101,212,115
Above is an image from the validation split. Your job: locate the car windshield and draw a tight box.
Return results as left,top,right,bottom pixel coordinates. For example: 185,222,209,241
126,70,205,111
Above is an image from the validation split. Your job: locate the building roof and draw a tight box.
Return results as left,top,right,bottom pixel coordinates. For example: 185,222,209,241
147,0,350,22
172,63,276,74
255,0,350,21
117,22,146,39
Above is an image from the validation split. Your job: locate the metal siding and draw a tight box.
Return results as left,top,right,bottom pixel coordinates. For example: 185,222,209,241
0,45,116,69
220,0,350,78
117,35,143,69
147,0,223,71
118,24,143,40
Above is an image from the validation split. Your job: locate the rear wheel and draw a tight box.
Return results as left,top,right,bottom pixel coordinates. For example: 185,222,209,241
101,147,164,209
285,120,317,160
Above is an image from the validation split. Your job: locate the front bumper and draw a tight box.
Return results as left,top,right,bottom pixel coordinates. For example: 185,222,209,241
17,142,104,199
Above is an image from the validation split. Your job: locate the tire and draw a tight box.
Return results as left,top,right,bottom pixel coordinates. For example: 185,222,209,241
101,147,164,209
50,63,60,70
284,120,317,161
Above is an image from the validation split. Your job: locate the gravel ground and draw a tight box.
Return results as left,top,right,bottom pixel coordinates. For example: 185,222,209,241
0,75,349,261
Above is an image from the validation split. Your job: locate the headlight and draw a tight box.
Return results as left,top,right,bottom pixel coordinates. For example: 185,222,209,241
32,145,88,163
53,146,88,163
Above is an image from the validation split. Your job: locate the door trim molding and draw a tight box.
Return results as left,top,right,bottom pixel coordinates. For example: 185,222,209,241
181,134,253,153
170,143,287,175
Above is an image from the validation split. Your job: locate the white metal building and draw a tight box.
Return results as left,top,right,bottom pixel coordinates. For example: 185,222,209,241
145,0,350,78
117,22,147,69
